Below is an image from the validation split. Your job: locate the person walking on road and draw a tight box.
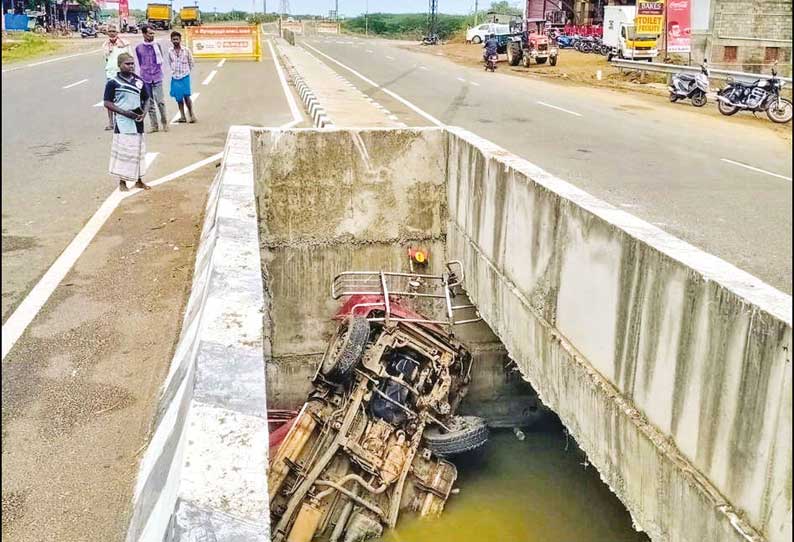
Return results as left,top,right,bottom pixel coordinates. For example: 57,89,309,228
135,24,169,133
104,53,151,192
102,25,131,131
167,31,197,124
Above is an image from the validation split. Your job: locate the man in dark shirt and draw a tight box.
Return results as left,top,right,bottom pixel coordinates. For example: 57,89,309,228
483,34,499,62
104,53,151,191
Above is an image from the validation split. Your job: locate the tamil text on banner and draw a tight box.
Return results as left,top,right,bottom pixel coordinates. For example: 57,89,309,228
666,0,691,52
187,25,262,60
636,0,664,34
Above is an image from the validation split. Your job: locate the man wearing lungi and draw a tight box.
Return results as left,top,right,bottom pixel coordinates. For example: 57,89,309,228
103,53,151,192
167,31,197,124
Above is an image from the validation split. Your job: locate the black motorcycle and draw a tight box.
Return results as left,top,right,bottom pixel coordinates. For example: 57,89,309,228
716,63,792,124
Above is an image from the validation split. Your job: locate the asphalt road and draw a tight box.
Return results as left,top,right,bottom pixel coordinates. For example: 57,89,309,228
1,33,296,323
299,35,793,294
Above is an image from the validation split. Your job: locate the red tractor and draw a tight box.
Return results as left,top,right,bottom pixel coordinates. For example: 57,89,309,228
506,17,559,67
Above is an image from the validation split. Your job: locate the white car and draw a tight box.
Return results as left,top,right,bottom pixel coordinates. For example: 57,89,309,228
466,23,510,44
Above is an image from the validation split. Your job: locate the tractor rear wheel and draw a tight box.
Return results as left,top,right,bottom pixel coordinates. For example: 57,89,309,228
507,43,521,66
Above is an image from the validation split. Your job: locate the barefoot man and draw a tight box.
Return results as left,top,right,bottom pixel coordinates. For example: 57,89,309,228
103,53,151,192
167,31,197,123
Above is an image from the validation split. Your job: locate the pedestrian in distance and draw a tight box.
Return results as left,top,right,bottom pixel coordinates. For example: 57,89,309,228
103,53,151,192
102,24,131,131
167,31,197,123
135,24,169,133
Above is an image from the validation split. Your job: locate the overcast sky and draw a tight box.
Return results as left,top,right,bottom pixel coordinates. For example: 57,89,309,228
125,1,512,16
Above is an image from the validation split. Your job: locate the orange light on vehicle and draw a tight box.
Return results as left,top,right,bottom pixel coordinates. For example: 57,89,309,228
408,247,429,265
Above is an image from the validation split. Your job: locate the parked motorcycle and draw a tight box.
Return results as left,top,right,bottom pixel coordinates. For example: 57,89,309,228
485,53,498,72
716,63,792,123
669,61,710,107
556,34,575,49
80,23,98,39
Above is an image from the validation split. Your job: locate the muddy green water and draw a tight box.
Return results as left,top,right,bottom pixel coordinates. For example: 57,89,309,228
381,418,650,542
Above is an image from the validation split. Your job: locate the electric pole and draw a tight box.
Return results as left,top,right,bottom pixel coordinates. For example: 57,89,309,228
474,0,478,25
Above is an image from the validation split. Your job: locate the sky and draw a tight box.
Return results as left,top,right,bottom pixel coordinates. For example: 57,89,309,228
125,1,515,17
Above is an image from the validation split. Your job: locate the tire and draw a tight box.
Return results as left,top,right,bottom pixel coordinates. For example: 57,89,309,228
507,42,521,66
472,35,482,44
691,91,707,107
550,55,557,66
669,93,679,103
424,416,489,457
766,98,793,124
536,57,547,64
717,99,740,116
522,53,530,67
321,317,370,383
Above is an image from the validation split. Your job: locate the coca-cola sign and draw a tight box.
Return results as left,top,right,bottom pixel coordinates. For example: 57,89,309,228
666,0,691,52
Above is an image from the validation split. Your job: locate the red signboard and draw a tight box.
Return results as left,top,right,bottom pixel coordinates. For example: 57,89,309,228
666,0,691,52
118,0,129,21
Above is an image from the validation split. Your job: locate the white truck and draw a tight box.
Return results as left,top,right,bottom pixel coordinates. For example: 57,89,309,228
602,5,659,61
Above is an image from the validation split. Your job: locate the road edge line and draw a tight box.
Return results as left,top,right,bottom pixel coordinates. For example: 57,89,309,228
268,39,303,124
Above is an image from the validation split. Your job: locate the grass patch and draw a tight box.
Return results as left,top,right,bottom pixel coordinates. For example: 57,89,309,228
2,33,61,63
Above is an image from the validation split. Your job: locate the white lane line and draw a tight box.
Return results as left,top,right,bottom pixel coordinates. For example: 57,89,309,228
303,42,443,127
419,66,429,71
386,55,395,60
537,101,582,117
202,70,218,85
217,58,226,68
268,39,303,124
2,48,104,73
63,78,89,89
366,49,374,53
93,101,104,107
1,151,223,361
456,77,466,83
721,158,792,181
471,81,480,87
168,93,201,124
145,152,159,170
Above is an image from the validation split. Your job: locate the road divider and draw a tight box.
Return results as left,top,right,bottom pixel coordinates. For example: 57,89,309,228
267,39,303,125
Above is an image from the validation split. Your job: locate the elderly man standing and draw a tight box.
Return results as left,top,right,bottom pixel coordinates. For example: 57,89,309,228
102,24,130,131
135,24,169,132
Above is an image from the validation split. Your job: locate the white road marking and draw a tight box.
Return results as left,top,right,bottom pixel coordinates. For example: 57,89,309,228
168,93,200,124
456,77,466,83
202,70,218,85
0,151,223,362
303,43,443,127
471,81,481,87
145,152,159,170
720,159,792,181
1,48,104,73
366,49,374,53
217,58,226,68
537,101,582,117
93,101,105,107
63,78,89,89
436,53,444,56
419,66,429,70
268,40,303,124
386,56,395,60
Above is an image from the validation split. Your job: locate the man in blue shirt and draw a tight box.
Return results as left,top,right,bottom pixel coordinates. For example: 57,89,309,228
483,34,499,62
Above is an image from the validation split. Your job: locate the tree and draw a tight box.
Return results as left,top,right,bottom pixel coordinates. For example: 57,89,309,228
488,1,522,15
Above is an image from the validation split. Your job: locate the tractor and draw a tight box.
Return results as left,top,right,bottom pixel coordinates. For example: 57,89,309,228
506,17,559,67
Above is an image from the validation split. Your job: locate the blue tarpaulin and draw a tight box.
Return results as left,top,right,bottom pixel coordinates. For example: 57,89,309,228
4,13,30,31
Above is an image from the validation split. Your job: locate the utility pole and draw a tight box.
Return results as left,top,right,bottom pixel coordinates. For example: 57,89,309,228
474,0,478,25
335,0,338,21
365,0,368,36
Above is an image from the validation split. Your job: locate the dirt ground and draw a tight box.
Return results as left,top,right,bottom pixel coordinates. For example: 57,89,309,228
0,168,214,542
402,41,792,140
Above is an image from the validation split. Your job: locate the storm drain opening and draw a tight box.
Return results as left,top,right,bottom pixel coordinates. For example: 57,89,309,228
254,128,648,542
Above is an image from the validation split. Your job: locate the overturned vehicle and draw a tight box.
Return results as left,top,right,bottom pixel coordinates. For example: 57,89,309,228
269,261,488,542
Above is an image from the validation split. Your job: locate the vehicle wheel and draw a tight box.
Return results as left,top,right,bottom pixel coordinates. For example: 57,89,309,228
321,316,370,382
669,92,679,103
472,35,482,44
522,54,531,67
550,55,558,66
717,99,739,116
507,43,521,66
766,98,793,124
691,91,707,107
536,57,547,64
424,416,489,457
606,52,613,61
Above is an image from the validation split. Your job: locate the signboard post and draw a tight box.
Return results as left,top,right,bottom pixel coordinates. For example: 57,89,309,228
186,24,262,61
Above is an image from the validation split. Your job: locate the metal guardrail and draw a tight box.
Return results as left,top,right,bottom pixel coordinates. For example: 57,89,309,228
610,59,792,85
